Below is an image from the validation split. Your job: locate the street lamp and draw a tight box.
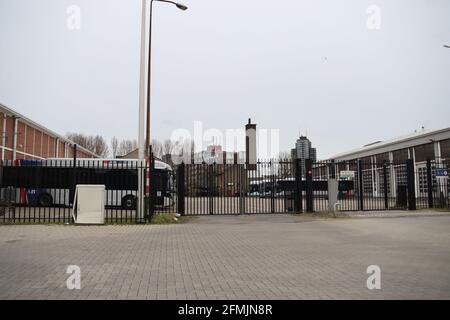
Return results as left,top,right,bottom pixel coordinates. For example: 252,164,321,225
146,0,188,156
136,0,186,222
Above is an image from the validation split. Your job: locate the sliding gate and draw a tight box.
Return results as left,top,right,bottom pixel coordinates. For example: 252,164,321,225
177,160,300,215
174,158,448,216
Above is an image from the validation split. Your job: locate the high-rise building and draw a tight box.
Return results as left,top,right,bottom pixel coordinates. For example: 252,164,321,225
291,136,317,161
310,147,317,162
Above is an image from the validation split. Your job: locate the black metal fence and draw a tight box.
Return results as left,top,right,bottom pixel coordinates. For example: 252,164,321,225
416,159,450,209
308,159,414,212
179,160,298,215
1,157,448,223
175,158,449,215
0,159,149,224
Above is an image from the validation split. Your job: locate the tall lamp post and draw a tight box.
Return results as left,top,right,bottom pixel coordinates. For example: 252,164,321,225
146,0,188,156
137,0,187,222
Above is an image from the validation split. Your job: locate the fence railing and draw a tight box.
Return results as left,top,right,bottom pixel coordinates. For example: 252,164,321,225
1,157,448,223
0,159,151,224
175,158,449,216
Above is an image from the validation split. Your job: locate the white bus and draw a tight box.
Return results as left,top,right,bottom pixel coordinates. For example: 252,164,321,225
0,158,174,209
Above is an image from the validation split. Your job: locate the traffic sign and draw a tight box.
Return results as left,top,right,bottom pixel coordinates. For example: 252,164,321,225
435,168,448,178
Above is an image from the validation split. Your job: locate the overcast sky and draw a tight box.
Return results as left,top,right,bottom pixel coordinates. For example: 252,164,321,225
0,0,449,159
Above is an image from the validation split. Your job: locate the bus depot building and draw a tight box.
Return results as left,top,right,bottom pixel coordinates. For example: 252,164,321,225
0,103,97,161
328,127,450,203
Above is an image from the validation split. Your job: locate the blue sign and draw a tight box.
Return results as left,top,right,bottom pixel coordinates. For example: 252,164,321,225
435,168,448,177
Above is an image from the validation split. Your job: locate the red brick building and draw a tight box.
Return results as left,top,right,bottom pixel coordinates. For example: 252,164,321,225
0,103,98,161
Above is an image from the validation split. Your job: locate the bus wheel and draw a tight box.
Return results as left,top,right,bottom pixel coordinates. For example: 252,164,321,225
122,195,137,210
38,193,53,207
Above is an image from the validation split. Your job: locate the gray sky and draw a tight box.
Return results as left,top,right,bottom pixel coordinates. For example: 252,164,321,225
1,0,449,159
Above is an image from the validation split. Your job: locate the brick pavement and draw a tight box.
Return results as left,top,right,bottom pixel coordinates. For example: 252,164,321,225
0,213,449,299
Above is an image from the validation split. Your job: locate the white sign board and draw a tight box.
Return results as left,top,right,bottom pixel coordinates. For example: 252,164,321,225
340,170,355,180
72,185,105,224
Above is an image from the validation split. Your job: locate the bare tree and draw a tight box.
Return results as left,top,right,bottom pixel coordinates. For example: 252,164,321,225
111,136,119,158
162,139,174,156
66,132,109,157
150,139,162,158
117,139,137,157
92,135,109,157
66,133,87,148
278,151,292,161
277,151,293,178
171,138,195,164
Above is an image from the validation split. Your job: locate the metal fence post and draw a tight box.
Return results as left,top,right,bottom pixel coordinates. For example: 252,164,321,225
177,162,185,215
329,159,336,179
305,158,313,213
208,164,213,215
270,161,275,213
358,159,364,211
406,158,416,210
146,155,155,221
294,158,302,213
426,158,433,208
239,164,245,214
383,161,388,209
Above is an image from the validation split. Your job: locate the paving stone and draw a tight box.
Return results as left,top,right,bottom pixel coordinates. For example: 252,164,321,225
0,213,449,299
